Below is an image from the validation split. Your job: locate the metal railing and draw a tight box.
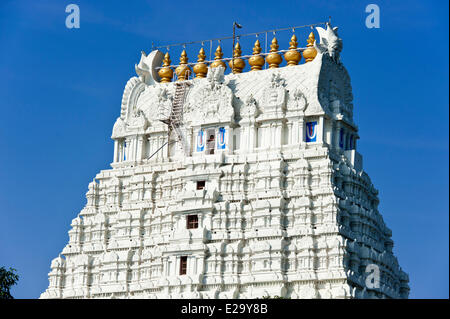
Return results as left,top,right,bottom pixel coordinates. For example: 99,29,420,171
151,21,328,51
152,20,329,77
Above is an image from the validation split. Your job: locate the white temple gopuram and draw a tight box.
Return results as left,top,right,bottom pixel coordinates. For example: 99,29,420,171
41,23,409,299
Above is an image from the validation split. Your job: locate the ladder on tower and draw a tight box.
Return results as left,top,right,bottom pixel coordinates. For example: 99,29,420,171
155,80,191,158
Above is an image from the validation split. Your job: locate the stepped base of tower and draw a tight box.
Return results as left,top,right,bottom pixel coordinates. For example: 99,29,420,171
41,144,408,299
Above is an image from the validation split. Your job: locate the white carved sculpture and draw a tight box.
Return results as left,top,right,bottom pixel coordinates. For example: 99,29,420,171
135,50,164,85
315,22,343,63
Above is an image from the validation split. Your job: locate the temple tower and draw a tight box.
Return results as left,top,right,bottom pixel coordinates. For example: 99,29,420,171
41,23,409,299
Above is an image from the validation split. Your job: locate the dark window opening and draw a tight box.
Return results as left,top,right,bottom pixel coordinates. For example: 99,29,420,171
196,180,205,190
179,256,187,275
206,129,215,154
187,215,199,229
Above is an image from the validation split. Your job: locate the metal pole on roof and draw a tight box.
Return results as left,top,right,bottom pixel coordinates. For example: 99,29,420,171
264,32,267,70
232,22,242,74
209,40,212,62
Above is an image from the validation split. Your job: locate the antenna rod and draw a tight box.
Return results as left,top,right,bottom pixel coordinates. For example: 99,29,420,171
232,22,242,74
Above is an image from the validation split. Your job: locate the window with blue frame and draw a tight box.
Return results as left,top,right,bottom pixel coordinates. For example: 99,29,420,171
339,128,344,149
196,129,205,152
306,121,317,142
217,127,226,149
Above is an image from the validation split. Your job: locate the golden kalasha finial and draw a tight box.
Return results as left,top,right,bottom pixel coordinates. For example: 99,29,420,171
175,49,191,81
210,45,227,70
228,42,245,73
266,37,282,68
193,47,208,78
289,34,298,49
284,34,301,66
248,39,265,71
302,32,318,63
158,52,173,83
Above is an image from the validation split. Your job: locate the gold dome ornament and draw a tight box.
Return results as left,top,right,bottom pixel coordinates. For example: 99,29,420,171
302,32,318,63
193,47,208,78
266,37,282,68
248,39,265,71
158,52,173,83
228,42,245,73
175,49,191,81
284,34,302,66
210,45,227,70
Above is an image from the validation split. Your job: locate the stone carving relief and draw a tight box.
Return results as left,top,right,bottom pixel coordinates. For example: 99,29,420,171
241,94,260,119
206,66,225,86
120,77,143,120
184,66,234,126
287,88,308,112
136,85,174,124
127,109,148,131
112,76,150,137
155,86,173,120
269,72,286,89
261,73,287,114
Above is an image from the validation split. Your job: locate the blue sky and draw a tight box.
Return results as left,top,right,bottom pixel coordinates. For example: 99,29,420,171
0,0,448,299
